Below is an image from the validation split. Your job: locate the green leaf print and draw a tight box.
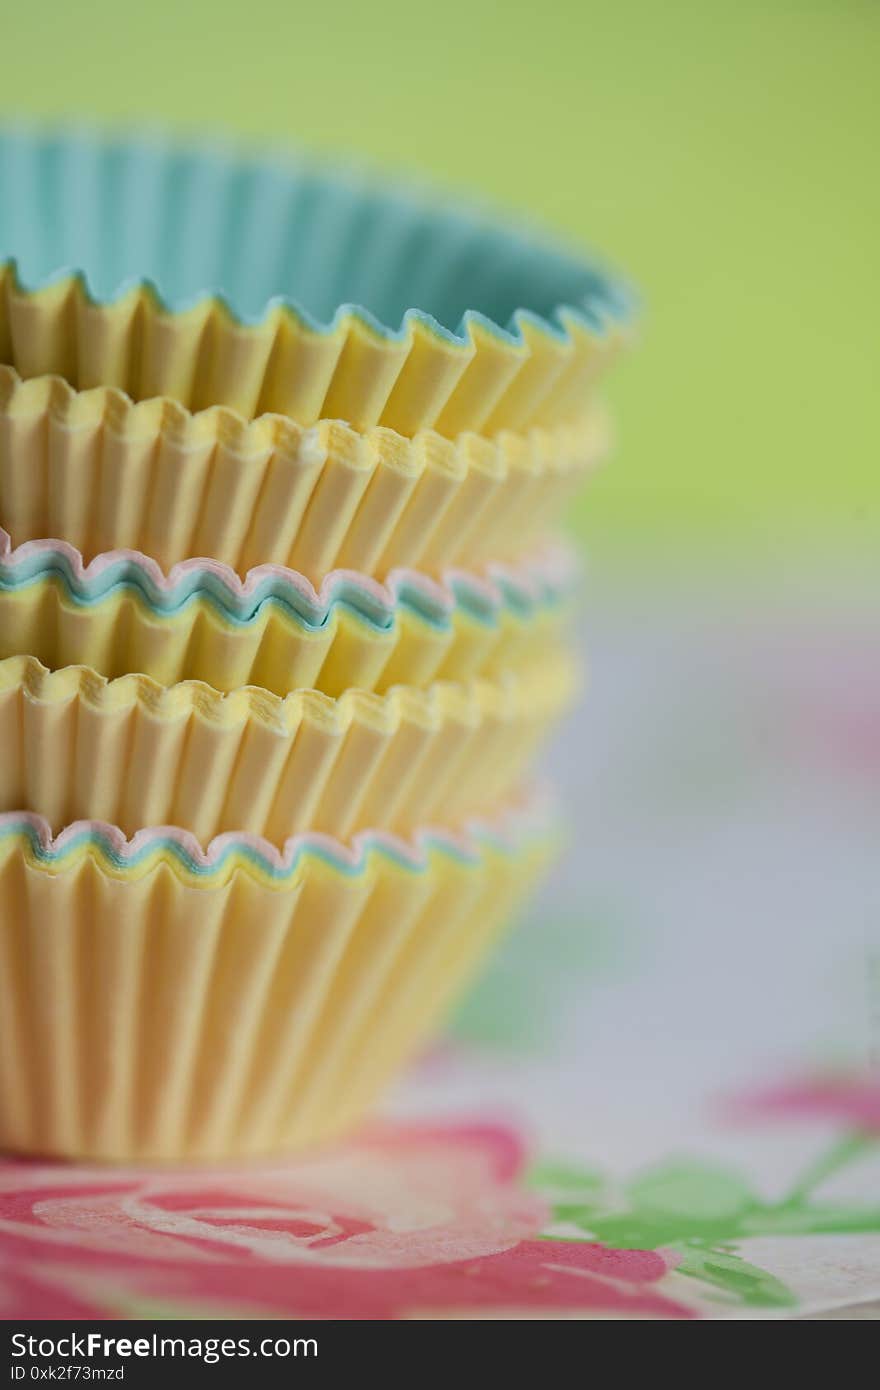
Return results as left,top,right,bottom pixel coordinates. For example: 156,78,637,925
672,1245,795,1308
626,1162,756,1227
531,1131,880,1309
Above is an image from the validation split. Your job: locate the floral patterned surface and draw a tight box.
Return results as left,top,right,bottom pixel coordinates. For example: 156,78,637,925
2,1075,878,1320
0,1125,694,1320
1,570,876,1319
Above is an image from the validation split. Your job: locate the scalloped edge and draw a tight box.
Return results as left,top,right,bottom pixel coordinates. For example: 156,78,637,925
0,361,606,471
0,787,558,887
0,364,608,577
0,526,577,631
0,648,578,735
0,651,577,843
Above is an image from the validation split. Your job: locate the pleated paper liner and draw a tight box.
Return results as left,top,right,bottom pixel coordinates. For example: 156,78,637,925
0,651,578,844
0,365,608,579
0,128,632,436
0,794,557,1160
0,534,575,697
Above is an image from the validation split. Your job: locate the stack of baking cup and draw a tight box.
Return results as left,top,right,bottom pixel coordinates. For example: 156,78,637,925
0,130,632,1161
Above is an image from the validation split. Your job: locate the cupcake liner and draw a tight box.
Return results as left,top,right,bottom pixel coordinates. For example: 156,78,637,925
0,365,608,578
0,652,578,844
0,128,632,436
0,533,575,697
0,794,557,1160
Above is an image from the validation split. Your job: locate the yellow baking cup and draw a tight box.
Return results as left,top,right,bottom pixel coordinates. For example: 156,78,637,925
0,795,557,1160
0,366,607,579
0,130,632,437
0,652,578,844
0,538,574,697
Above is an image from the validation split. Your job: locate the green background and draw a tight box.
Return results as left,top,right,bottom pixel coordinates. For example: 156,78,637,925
1,0,876,563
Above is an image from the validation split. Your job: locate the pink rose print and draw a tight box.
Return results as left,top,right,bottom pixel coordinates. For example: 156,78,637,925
0,1123,694,1320
728,1073,880,1134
